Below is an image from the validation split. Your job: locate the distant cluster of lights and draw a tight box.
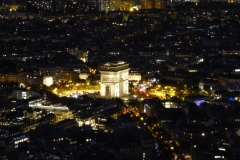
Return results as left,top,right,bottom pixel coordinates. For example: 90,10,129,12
123,108,131,114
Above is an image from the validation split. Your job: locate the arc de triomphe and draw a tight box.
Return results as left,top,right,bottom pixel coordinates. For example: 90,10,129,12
99,61,130,97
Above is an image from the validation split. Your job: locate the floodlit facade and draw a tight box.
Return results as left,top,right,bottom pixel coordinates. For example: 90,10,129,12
129,73,141,81
141,0,166,9
79,73,89,80
99,61,130,97
10,90,41,100
43,76,53,87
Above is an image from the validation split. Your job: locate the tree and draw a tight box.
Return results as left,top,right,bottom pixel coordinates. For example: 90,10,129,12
160,78,175,86
182,77,200,88
166,94,171,100
49,84,59,90
86,74,100,85
113,98,125,107
76,79,86,84
146,117,158,127
28,84,39,91
152,73,161,81
191,85,200,95
203,85,211,95
26,2,38,13
171,96,182,101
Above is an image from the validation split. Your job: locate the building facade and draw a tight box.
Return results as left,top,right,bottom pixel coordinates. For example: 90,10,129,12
100,0,121,12
10,90,41,100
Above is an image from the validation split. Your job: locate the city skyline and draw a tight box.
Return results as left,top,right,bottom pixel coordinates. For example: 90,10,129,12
0,1,240,160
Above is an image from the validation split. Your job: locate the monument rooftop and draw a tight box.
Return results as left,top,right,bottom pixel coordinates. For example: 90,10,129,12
99,61,129,72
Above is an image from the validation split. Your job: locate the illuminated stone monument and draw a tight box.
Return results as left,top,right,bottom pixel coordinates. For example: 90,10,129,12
99,61,130,97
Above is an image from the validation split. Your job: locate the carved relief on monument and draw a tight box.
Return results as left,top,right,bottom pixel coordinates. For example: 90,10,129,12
101,76,114,82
